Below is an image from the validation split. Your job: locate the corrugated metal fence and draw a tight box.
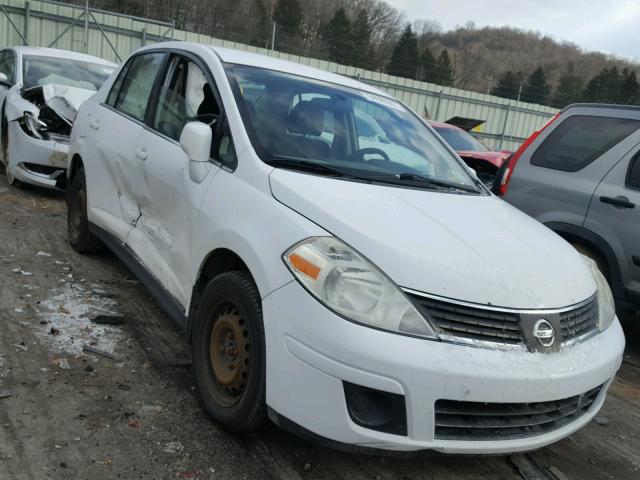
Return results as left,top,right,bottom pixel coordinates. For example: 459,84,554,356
0,0,558,150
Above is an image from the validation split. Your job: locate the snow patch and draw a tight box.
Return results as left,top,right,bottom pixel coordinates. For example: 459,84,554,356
35,285,123,355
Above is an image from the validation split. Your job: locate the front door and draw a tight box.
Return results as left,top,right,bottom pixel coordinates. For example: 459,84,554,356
126,53,223,307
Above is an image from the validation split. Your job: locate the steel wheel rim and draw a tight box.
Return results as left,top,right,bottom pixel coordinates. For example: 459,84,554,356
208,302,250,406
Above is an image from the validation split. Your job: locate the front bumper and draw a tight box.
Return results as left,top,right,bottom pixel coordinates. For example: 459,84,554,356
263,280,625,454
7,122,68,189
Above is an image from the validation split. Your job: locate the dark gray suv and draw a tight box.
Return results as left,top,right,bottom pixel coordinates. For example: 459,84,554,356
496,104,640,310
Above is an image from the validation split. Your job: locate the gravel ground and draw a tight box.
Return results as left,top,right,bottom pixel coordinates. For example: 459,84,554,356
0,174,639,480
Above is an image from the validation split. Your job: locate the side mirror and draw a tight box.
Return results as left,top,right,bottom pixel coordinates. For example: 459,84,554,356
180,122,212,163
0,72,9,85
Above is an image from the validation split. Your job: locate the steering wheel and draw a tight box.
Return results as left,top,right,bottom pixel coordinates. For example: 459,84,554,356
187,113,219,126
347,147,390,163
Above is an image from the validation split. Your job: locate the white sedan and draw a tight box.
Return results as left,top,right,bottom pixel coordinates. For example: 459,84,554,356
0,46,115,189
66,42,624,454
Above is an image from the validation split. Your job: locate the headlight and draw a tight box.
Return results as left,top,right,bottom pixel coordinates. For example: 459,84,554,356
19,112,48,139
283,237,437,339
581,255,615,331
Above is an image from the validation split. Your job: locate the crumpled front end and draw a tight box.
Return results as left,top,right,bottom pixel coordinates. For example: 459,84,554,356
4,84,94,189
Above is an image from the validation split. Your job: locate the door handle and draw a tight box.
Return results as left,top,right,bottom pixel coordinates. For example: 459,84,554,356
135,148,148,161
89,120,101,130
599,195,635,209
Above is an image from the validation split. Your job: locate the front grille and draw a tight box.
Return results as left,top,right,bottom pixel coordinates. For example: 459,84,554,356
407,293,599,348
408,296,524,345
560,298,598,341
434,385,603,440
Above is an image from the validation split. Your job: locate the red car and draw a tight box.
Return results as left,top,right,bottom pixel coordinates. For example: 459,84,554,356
428,120,511,185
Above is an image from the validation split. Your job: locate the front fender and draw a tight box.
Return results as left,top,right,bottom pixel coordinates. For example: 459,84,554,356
4,85,38,121
188,168,328,310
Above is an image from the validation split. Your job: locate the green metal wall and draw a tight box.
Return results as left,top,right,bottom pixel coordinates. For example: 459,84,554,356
0,0,558,150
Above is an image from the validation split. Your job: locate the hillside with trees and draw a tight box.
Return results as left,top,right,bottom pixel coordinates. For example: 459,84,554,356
64,0,640,108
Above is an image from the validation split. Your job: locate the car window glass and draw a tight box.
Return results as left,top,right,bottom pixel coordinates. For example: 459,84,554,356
153,57,219,141
531,115,640,172
628,155,640,190
22,55,114,90
215,118,237,168
0,50,15,84
433,127,487,152
112,52,164,122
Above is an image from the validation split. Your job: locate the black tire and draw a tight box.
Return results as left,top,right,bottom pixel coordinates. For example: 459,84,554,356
192,271,266,432
67,167,104,253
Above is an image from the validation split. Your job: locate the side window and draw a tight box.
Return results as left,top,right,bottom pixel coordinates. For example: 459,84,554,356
153,57,220,140
215,118,237,169
628,155,640,190
0,50,16,84
108,52,164,122
531,115,640,172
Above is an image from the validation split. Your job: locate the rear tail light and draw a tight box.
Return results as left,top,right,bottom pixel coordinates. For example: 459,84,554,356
495,112,561,196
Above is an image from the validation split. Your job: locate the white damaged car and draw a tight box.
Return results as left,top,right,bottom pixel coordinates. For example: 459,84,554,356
67,43,624,454
0,47,115,189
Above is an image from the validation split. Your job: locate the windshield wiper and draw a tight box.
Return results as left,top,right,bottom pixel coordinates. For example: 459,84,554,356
266,157,350,177
395,173,482,193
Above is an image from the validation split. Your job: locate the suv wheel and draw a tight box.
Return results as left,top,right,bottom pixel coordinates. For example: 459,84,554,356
67,167,104,253
192,271,266,432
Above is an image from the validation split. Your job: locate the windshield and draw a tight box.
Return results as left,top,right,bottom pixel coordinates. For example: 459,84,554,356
225,64,482,192
433,126,488,152
22,55,115,90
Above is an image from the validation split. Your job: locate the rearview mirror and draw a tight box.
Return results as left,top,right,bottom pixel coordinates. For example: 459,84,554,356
180,122,212,163
0,72,9,85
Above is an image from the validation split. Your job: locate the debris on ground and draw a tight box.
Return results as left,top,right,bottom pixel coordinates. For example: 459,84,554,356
594,416,610,426
35,285,122,355
82,345,119,361
163,441,184,454
92,314,126,325
37,251,51,256
0,391,12,399
10,343,28,352
55,358,71,370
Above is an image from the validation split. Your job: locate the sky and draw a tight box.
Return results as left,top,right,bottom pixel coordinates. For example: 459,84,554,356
390,0,640,62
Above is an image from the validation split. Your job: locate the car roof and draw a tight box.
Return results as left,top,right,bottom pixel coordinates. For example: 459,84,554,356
6,46,117,67
136,42,391,98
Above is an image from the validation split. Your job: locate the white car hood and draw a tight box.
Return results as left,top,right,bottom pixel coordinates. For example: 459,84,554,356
270,169,596,309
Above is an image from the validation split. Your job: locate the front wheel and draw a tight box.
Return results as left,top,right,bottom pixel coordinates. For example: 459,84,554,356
192,271,266,432
67,167,104,253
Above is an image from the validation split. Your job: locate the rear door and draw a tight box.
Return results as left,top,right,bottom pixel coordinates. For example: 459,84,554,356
505,108,640,226
585,149,640,296
87,51,166,240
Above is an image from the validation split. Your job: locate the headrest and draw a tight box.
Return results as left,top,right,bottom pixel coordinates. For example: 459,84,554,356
286,101,326,136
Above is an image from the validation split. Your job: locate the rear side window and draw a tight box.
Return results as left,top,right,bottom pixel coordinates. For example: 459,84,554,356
628,155,640,190
107,52,164,122
531,115,640,172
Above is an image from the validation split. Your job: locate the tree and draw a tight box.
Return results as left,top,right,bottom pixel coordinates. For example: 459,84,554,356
320,8,352,65
418,48,436,83
619,68,639,105
273,0,303,51
492,71,523,100
387,24,419,79
435,49,454,86
551,64,583,107
351,9,373,69
583,67,621,104
248,0,272,48
520,66,550,105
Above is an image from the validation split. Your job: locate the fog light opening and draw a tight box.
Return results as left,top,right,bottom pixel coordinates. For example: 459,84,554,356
343,381,407,436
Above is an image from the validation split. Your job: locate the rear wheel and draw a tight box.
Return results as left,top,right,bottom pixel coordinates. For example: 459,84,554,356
192,271,266,432
67,167,104,253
